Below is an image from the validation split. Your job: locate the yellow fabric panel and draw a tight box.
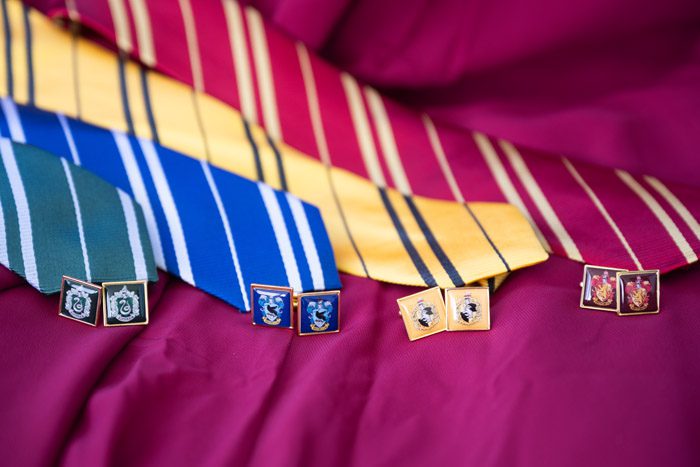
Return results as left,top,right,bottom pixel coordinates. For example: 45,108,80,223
7,1,27,103
2,5,548,288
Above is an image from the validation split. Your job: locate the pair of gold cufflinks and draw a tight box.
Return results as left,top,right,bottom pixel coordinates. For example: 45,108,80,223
579,265,660,315
250,284,341,335
397,286,490,341
58,276,149,327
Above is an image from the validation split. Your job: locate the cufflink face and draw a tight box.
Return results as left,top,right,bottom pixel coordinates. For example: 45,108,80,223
616,270,660,316
580,265,627,312
250,284,294,329
102,280,149,326
445,287,490,331
297,291,340,335
58,276,101,326
397,287,447,341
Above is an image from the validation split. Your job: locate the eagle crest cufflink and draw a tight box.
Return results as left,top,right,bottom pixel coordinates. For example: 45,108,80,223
579,265,627,312
297,290,341,335
250,284,294,329
58,276,102,326
397,287,447,341
102,280,149,326
616,270,660,316
444,286,490,331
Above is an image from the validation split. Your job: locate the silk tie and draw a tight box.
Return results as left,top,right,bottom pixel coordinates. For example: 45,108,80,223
0,1,549,289
19,0,700,275
0,137,156,292
0,100,341,311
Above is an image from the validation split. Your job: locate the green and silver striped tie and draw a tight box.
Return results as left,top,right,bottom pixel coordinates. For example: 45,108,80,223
0,138,157,293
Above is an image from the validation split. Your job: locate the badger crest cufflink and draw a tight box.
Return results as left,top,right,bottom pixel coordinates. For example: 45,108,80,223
580,265,627,312
397,287,447,341
58,276,102,326
445,287,490,331
297,290,341,336
250,284,295,329
102,280,149,326
616,270,660,316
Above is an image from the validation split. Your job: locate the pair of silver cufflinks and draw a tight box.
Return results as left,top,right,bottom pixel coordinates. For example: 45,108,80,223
397,286,491,341
579,265,660,315
58,276,149,327
249,284,341,336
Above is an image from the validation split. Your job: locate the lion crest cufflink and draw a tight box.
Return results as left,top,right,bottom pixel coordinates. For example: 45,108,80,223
579,265,660,315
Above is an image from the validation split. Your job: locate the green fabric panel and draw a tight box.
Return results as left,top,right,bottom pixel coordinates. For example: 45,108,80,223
14,144,84,291
69,161,137,283
0,153,23,276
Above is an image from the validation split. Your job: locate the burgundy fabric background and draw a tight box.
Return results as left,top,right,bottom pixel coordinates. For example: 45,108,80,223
245,0,700,188
2,1,700,465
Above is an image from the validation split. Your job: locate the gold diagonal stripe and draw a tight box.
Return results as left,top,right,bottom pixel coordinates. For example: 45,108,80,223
644,176,700,243
563,157,642,269
617,170,697,263
222,0,257,124
500,140,582,261
127,0,156,67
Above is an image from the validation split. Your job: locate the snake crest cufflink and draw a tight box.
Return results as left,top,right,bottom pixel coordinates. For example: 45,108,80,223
58,276,102,326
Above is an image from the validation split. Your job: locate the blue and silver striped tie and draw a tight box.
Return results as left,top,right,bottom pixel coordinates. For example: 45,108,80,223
0,99,341,311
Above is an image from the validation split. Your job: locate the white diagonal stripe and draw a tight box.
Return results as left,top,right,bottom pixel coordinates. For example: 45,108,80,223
258,182,302,292
1,97,26,143
138,137,195,284
107,0,133,53
364,87,412,195
117,189,148,279
0,138,37,287
58,113,80,165
617,170,697,263
500,140,582,261
127,0,156,67
423,114,464,203
563,158,642,269
60,158,91,281
201,161,249,310
472,131,550,251
245,6,282,140
286,192,324,290
223,0,257,124
645,176,700,243
341,73,386,187
0,190,8,266
112,130,165,268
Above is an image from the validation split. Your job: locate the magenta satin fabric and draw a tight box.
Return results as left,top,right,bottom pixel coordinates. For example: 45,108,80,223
246,0,700,188
1,259,699,466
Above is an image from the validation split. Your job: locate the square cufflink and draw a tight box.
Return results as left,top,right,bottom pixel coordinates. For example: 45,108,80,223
250,284,295,329
444,286,490,331
102,280,149,326
616,270,660,316
58,275,102,326
579,264,627,312
297,290,341,336
397,287,447,341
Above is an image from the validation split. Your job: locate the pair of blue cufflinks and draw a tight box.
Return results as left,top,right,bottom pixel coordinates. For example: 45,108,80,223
250,284,341,335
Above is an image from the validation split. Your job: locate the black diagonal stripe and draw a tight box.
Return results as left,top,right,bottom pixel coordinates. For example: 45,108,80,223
69,22,82,118
242,118,264,181
21,4,33,106
463,203,511,272
487,276,495,294
117,53,135,135
265,133,288,192
403,194,465,287
379,187,436,287
2,0,13,98
139,66,159,144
